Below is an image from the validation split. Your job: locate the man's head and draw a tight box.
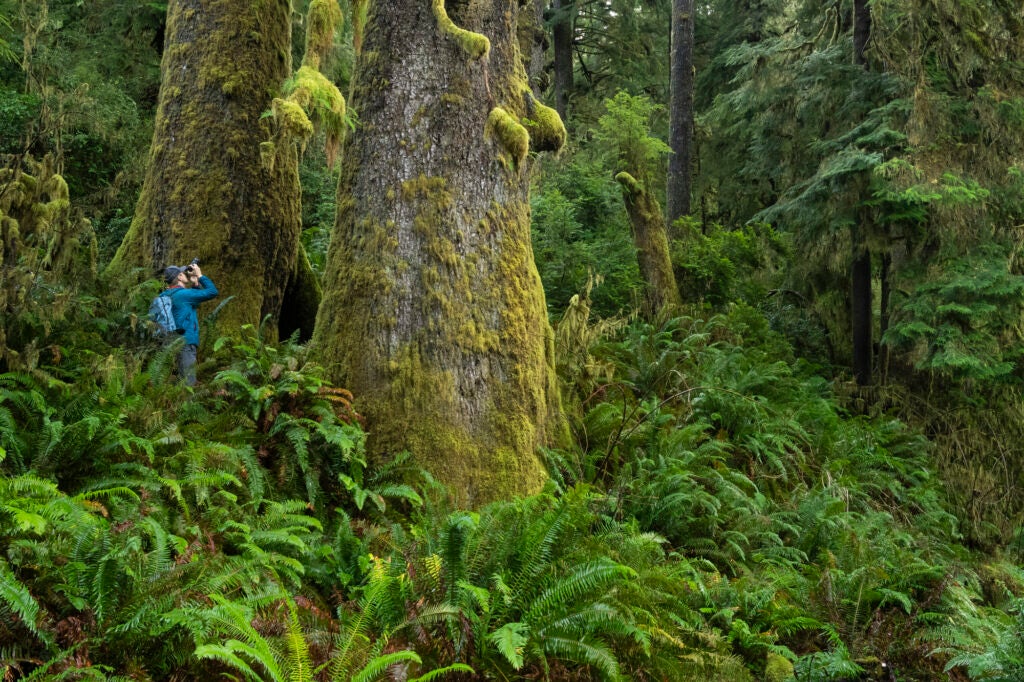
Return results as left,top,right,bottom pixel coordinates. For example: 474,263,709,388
163,265,189,288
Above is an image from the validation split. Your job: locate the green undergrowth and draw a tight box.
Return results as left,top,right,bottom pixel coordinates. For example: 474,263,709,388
1,278,1022,680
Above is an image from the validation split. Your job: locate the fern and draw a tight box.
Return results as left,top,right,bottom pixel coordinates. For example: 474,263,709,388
0,559,46,643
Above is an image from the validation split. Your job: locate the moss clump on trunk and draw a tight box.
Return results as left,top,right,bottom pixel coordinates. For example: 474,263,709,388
523,92,566,153
433,0,491,60
487,107,530,166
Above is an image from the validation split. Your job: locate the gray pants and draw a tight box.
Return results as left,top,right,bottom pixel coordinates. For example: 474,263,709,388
179,343,198,386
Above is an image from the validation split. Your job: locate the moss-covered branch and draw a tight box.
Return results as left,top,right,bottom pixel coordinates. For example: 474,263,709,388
616,171,682,317
433,0,491,60
523,91,566,153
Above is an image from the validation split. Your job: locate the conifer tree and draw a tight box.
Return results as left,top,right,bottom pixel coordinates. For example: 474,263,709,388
108,0,327,340
312,0,569,505
850,0,872,385
667,0,695,227
551,0,576,120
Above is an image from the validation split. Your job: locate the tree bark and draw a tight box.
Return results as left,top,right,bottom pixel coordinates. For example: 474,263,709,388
519,0,548,95
108,0,307,339
666,0,694,230
851,0,873,385
879,251,891,383
552,0,575,120
851,231,872,386
616,172,682,317
312,0,569,506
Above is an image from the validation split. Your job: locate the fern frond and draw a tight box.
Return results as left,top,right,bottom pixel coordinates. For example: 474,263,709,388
408,663,475,681
348,650,421,682
0,559,46,643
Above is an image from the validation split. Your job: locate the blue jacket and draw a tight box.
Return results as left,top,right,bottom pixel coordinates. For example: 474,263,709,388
161,276,219,345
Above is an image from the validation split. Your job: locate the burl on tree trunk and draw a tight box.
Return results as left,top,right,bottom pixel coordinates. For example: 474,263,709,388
313,0,568,506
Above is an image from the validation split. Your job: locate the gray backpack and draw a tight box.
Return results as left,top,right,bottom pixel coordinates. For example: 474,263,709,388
148,291,179,335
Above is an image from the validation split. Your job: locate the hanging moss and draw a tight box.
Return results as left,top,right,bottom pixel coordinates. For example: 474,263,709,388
272,97,315,140
278,5,347,165
351,0,368,56
615,171,643,195
432,0,491,60
259,141,277,171
487,107,529,166
1,156,96,370
302,0,343,70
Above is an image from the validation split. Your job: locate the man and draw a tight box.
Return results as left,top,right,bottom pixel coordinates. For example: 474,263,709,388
160,262,219,385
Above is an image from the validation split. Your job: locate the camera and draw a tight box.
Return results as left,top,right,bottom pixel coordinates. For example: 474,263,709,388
185,257,200,273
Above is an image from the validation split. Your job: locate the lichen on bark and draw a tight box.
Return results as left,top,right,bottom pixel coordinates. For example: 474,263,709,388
313,0,568,506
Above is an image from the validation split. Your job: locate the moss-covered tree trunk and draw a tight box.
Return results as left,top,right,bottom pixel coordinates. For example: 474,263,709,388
312,0,568,506
109,0,308,338
616,172,682,317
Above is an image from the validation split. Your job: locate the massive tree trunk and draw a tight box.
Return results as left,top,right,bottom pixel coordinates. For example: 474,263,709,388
666,0,694,229
551,0,575,120
616,172,682,317
851,0,873,385
108,0,307,339
312,0,569,506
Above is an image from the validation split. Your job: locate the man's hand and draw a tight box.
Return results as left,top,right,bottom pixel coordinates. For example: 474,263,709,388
189,265,203,284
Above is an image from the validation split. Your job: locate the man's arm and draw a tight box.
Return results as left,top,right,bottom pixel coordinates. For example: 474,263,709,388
180,265,219,304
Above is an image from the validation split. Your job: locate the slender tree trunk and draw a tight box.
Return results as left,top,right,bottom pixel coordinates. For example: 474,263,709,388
851,0,873,385
879,251,891,383
108,0,307,339
617,172,682,317
552,0,575,120
312,0,569,506
851,230,872,386
667,0,694,230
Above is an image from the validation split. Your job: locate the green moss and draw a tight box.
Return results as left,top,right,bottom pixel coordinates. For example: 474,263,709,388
523,93,566,153
351,0,368,55
109,0,299,341
302,0,343,70
440,92,465,107
272,97,314,139
259,141,276,170
615,171,643,195
311,0,570,505
432,0,491,60
284,65,346,138
487,107,529,166
764,653,794,682
616,171,682,316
